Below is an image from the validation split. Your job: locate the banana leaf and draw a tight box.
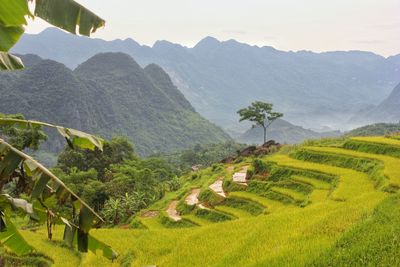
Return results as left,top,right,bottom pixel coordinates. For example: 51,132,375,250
0,118,104,151
0,52,24,70
34,0,105,36
0,215,33,256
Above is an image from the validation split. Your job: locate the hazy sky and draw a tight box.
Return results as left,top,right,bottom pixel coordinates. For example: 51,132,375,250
25,0,400,57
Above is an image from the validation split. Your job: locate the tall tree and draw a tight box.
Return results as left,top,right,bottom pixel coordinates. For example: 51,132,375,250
237,101,283,144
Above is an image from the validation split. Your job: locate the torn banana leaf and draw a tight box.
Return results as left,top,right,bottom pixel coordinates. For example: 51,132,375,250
34,0,105,36
0,52,24,70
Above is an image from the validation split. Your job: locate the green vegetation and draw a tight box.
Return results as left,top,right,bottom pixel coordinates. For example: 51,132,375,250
3,118,400,266
347,123,400,137
309,194,400,266
161,141,246,172
0,0,104,70
194,208,233,222
54,137,181,225
7,135,400,266
0,118,116,263
0,53,230,156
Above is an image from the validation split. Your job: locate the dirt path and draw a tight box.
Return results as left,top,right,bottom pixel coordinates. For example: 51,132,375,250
166,200,181,221
209,178,226,198
232,166,249,184
141,210,159,218
186,188,201,205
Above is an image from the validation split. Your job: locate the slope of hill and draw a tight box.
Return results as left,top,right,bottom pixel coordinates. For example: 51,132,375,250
12,28,400,132
20,134,400,266
238,119,341,145
0,53,229,155
347,122,400,137
350,82,400,127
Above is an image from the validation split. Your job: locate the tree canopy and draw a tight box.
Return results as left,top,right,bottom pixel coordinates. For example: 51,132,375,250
238,101,283,143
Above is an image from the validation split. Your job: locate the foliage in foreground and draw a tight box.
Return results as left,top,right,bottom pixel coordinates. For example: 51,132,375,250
0,117,116,260
0,0,105,70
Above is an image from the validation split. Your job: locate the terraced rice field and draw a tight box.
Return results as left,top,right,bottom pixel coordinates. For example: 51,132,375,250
21,136,400,266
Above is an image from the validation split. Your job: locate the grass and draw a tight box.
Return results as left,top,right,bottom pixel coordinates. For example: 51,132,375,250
221,197,265,216
268,154,374,202
302,146,400,190
291,175,332,190
228,191,288,213
308,193,400,266
13,135,400,266
214,205,251,218
194,208,234,223
343,137,400,159
21,190,386,266
270,186,308,203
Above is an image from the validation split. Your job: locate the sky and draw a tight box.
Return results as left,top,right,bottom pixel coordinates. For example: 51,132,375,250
25,0,400,57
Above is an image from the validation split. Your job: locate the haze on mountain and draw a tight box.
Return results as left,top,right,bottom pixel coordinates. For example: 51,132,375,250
351,82,400,126
0,53,230,156
12,28,400,134
238,119,341,145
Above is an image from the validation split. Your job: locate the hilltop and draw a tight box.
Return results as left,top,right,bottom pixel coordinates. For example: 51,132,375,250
0,53,229,155
21,134,400,266
12,28,400,132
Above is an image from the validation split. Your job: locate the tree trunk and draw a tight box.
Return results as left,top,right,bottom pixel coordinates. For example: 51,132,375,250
263,126,267,144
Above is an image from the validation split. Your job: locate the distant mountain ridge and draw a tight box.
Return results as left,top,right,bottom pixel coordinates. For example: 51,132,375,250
351,82,400,126
0,53,230,155
238,119,341,145
12,28,400,132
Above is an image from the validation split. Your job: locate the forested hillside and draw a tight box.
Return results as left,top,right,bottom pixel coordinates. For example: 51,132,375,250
12,28,400,132
0,53,229,155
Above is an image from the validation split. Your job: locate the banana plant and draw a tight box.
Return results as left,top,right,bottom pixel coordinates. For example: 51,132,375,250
0,0,105,70
0,118,117,260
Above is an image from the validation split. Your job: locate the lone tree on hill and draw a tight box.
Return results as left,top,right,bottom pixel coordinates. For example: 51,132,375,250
238,101,283,144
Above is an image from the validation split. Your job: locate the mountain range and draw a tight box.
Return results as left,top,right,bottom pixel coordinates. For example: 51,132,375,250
351,82,400,125
0,53,229,155
12,28,400,133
